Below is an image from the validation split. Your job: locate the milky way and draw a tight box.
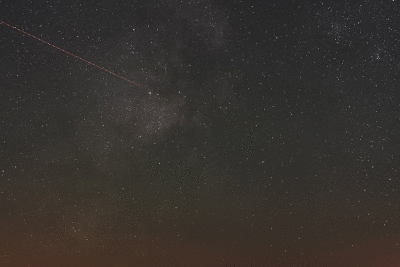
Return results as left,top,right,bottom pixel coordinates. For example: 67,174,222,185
1,0,400,266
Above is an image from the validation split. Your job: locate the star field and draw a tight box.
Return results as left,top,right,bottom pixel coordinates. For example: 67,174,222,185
1,0,400,266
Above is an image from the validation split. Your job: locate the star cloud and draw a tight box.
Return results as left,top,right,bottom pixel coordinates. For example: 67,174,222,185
75,90,186,158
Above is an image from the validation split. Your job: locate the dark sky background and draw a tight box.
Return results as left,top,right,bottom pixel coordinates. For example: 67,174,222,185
1,0,400,266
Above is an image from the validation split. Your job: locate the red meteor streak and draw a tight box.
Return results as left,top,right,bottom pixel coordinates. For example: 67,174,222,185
0,20,140,86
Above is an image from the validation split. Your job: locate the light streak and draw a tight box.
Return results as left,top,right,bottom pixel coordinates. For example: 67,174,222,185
0,20,140,86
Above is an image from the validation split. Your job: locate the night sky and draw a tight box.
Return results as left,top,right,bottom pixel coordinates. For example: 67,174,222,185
1,0,400,266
